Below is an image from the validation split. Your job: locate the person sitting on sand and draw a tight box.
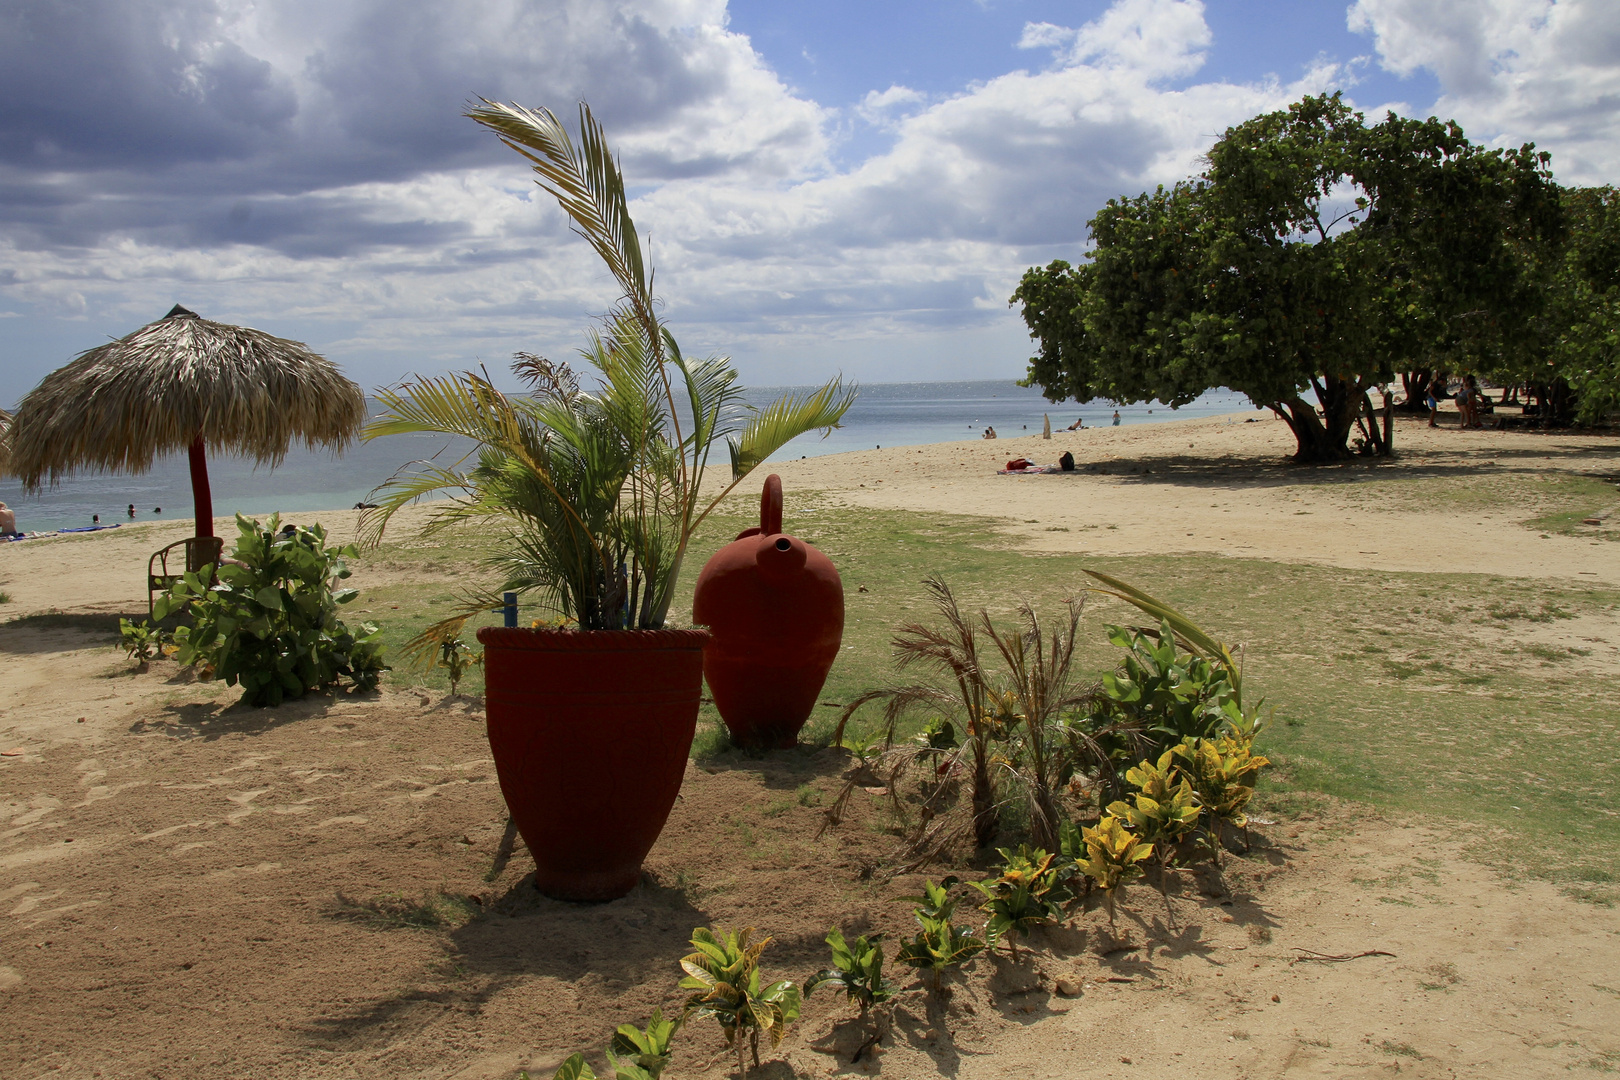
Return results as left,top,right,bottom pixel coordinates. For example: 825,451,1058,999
1066,416,1084,430
1454,380,1477,429
1464,375,1489,427
0,501,16,536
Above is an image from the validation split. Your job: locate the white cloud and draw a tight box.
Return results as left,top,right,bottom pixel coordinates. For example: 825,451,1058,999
1018,0,1212,81
856,85,926,129
2,0,1458,401
1349,0,1620,184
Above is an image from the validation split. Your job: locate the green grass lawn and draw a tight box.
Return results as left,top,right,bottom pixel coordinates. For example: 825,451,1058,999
354,492,1620,894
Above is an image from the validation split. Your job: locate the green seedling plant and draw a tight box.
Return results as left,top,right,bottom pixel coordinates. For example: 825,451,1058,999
844,730,884,772
971,847,1067,960
522,1054,648,1080
1075,815,1155,929
679,926,801,1077
894,879,986,995
804,928,895,1021
607,1008,680,1080
438,636,481,695
520,1010,680,1080
523,1053,597,1080
915,716,959,752
118,618,171,670
1108,751,1203,925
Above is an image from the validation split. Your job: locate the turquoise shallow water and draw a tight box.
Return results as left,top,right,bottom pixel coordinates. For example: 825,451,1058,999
0,381,1250,534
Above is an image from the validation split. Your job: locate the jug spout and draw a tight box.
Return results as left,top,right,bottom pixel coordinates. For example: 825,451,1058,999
756,533,808,580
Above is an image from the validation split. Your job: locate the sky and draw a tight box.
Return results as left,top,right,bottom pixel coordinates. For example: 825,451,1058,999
2,0,1617,407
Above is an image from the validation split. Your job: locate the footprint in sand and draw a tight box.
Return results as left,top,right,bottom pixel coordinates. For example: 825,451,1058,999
307,815,368,829
208,862,283,881
5,794,64,829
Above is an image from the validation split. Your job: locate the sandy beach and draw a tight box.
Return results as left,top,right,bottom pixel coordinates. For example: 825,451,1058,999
4,409,1617,623
2,409,1618,1078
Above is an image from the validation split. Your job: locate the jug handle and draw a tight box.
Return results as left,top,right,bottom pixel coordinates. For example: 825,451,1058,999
760,473,783,536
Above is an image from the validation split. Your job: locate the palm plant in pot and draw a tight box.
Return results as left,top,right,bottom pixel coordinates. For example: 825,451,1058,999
361,101,854,901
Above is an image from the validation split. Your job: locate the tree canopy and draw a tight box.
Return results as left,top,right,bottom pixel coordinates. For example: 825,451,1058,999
1504,185,1620,423
1013,94,1563,461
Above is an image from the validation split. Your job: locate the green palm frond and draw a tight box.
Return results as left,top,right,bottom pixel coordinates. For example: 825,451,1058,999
362,102,860,632
356,460,477,549
465,101,652,327
728,377,856,480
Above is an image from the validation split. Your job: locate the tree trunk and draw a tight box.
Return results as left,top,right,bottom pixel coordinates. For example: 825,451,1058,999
1353,388,1395,457
1270,376,1383,462
971,745,997,849
1396,370,1436,413
187,435,214,539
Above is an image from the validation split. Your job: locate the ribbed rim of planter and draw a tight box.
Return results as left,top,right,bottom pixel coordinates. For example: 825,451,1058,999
476,626,709,651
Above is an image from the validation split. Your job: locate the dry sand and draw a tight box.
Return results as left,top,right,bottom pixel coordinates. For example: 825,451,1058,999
2,410,1618,1079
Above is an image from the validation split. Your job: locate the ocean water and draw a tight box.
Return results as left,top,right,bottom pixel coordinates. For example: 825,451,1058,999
0,381,1252,534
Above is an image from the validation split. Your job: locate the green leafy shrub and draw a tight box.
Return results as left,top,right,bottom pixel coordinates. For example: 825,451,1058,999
118,618,171,669
1074,816,1154,928
679,927,801,1077
971,847,1068,960
1092,620,1235,760
158,514,387,706
1172,735,1270,859
804,928,894,1019
894,879,986,994
834,577,1097,855
1108,752,1203,924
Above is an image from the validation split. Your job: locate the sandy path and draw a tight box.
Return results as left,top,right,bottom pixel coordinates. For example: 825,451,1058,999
767,412,1620,584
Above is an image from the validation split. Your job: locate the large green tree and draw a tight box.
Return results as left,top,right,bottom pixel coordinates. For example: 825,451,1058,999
1014,94,1562,462
1491,185,1620,424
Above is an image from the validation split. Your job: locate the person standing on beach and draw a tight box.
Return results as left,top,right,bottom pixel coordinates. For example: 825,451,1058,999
1112,410,1121,426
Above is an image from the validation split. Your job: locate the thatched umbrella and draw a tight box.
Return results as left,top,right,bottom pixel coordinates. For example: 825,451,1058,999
0,409,12,476
9,306,365,539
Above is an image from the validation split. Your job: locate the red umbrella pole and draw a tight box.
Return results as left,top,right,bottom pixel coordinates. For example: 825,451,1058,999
188,435,215,539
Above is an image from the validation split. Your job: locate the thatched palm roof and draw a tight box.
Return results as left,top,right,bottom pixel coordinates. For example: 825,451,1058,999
0,409,12,477
9,307,365,492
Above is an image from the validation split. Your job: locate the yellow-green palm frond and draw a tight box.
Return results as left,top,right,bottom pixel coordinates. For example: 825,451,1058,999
728,376,857,479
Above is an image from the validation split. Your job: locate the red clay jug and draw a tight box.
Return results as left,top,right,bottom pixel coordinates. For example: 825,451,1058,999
692,474,845,749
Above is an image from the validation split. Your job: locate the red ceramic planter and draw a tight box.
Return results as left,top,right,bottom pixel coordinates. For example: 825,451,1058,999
476,626,708,901
692,475,845,750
